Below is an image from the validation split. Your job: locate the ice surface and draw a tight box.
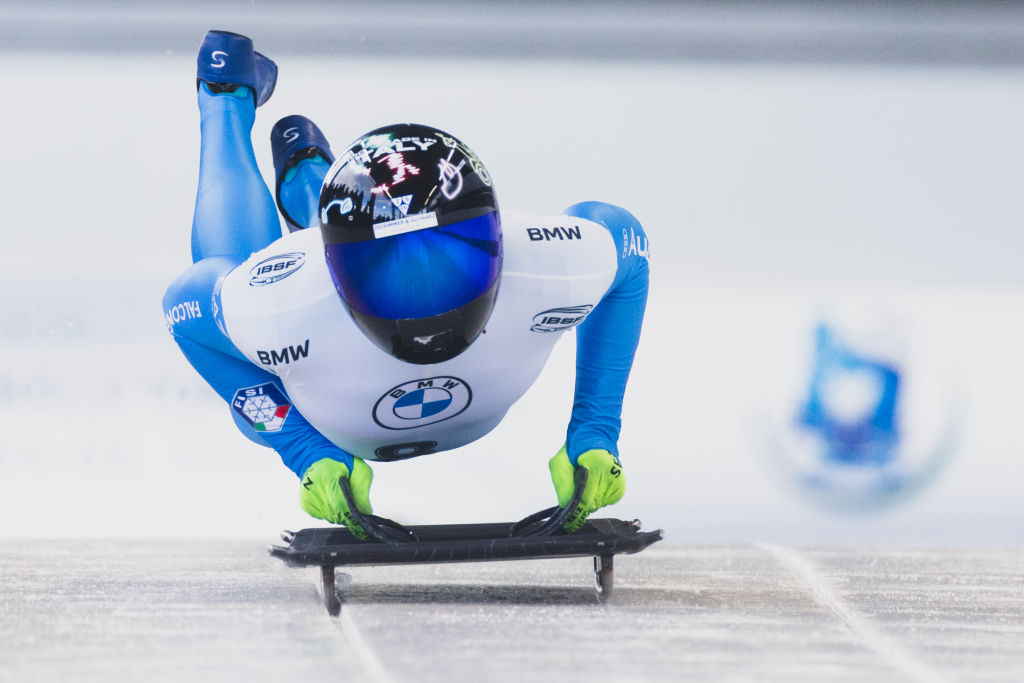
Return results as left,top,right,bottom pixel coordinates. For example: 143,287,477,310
1,542,1022,682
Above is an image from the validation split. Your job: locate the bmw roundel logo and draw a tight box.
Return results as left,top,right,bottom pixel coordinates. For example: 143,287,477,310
373,376,472,430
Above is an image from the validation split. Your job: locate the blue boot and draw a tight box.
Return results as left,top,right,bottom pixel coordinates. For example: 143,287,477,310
197,30,277,107
271,115,334,231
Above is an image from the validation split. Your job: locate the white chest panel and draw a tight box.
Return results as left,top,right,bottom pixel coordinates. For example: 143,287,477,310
219,210,617,460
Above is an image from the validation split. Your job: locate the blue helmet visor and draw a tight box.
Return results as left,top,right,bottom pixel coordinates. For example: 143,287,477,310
325,212,501,320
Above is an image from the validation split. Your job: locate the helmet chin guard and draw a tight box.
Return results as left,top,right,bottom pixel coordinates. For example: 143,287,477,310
346,278,500,364
319,123,501,364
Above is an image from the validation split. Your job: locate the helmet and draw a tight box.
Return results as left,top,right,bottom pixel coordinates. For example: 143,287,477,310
318,123,501,364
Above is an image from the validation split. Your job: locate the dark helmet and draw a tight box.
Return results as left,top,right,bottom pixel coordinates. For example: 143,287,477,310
318,123,501,364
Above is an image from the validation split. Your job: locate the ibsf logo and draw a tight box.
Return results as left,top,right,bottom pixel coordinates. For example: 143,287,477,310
249,252,305,286
531,305,593,333
373,376,472,430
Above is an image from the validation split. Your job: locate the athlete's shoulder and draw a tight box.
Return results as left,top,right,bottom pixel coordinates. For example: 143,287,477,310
564,201,650,259
220,228,332,314
163,230,321,358
502,209,618,278
563,201,650,288
217,228,348,370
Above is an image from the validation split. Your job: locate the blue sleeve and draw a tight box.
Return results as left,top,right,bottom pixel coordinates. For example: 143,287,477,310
562,201,650,464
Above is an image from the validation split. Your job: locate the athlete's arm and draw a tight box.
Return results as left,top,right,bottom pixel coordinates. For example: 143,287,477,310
562,201,650,463
164,258,373,534
163,260,357,478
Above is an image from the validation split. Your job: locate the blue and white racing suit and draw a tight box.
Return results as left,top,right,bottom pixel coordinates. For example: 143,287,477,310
163,85,650,479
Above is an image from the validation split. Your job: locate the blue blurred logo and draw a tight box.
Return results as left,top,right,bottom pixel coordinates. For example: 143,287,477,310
765,307,960,511
798,323,900,467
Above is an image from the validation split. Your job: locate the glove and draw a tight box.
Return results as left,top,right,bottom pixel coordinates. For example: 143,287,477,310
299,457,374,539
548,445,625,533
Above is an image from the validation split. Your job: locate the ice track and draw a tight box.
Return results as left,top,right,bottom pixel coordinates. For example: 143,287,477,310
1,542,1022,682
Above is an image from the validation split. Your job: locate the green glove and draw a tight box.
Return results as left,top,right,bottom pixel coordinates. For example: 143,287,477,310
299,457,374,539
548,445,626,533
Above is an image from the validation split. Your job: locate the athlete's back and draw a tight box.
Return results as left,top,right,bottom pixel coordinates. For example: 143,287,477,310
218,210,619,459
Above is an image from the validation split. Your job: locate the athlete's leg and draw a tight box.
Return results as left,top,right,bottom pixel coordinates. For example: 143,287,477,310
271,115,335,232
191,84,281,262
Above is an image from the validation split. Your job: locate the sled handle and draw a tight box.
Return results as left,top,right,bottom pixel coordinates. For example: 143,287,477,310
338,476,419,543
509,466,589,537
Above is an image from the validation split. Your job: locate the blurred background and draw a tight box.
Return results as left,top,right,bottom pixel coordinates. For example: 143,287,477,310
1,0,1022,545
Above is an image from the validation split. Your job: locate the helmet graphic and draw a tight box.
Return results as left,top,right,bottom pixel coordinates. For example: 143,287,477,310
319,123,501,364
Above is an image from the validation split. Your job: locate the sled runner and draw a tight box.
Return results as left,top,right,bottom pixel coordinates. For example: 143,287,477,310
269,469,663,615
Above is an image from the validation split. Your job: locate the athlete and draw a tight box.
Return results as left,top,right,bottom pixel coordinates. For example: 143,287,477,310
164,30,651,538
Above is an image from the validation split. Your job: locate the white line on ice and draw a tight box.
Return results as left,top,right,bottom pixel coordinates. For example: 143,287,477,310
758,543,946,683
334,606,397,683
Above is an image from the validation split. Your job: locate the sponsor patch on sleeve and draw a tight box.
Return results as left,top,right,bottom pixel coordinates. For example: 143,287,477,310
231,383,291,432
530,305,594,333
248,252,306,286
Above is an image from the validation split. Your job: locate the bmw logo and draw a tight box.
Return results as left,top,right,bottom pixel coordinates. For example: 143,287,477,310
373,376,472,430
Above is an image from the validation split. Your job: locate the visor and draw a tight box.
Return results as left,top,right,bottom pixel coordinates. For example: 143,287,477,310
325,212,502,364
326,212,501,320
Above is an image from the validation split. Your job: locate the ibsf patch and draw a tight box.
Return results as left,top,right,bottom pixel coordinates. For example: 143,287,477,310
232,383,291,432
249,252,305,286
373,376,472,430
530,305,594,333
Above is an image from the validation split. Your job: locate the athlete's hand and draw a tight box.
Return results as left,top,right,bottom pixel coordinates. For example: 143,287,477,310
548,445,625,533
299,458,374,539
